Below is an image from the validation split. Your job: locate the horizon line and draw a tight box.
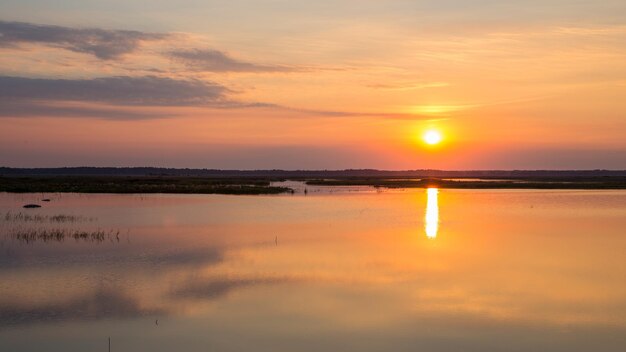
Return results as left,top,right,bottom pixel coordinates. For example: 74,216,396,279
2,166,625,172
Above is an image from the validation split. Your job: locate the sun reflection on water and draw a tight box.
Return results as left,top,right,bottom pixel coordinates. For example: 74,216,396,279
425,188,439,238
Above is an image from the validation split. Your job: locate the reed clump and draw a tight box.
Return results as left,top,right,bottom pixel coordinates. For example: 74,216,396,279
8,228,120,244
2,211,93,223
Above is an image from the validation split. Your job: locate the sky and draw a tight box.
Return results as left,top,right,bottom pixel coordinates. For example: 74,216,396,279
0,0,625,170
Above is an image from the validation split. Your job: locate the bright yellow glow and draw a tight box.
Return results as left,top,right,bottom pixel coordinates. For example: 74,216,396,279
411,104,473,115
423,130,443,145
425,188,439,238
416,106,449,114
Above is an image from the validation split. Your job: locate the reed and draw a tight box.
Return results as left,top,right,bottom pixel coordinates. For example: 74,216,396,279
2,211,93,223
7,228,120,243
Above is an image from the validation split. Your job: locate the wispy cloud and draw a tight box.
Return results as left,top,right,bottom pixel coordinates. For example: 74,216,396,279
0,100,173,120
367,82,449,91
0,75,282,119
0,75,228,106
0,20,167,59
0,75,245,119
169,48,295,73
0,21,303,73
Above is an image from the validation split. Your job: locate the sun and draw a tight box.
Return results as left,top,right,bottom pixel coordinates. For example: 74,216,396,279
423,130,443,145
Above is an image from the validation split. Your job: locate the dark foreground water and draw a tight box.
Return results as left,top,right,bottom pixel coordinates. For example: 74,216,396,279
1,187,625,351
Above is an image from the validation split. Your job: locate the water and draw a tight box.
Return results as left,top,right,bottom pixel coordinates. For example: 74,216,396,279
1,187,625,351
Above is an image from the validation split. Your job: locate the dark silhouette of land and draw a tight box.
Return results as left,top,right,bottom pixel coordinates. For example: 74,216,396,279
305,178,626,189
0,175,290,194
2,167,626,178
1,167,625,193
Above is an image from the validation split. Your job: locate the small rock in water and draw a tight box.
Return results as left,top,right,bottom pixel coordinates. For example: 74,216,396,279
23,204,42,208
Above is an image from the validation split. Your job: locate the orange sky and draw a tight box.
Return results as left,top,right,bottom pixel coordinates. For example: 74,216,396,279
0,1,625,169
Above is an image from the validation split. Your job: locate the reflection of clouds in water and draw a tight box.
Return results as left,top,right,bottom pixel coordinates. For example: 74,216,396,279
172,275,298,300
0,246,225,270
140,248,224,267
1,192,625,351
0,229,301,329
0,287,164,328
0,274,302,329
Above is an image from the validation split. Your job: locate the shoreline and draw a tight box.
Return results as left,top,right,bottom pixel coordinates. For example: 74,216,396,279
2,176,626,194
304,178,626,190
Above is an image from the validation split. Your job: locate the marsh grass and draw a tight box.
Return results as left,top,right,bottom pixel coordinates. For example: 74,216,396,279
8,228,120,244
1,212,117,244
2,211,94,223
0,176,293,194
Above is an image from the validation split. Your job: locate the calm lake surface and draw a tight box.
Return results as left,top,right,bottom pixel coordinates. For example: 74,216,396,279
1,187,626,351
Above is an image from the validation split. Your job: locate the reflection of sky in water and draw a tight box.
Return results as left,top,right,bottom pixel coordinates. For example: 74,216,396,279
1,190,626,352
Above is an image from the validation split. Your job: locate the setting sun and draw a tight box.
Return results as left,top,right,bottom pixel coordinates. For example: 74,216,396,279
423,130,443,145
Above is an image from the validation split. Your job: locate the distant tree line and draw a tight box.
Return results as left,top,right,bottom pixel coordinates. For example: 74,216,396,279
1,167,625,178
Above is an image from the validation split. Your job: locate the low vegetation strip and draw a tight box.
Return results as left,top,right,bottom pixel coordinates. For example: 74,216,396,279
305,178,626,189
0,176,293,195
